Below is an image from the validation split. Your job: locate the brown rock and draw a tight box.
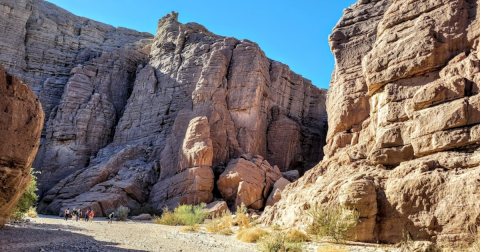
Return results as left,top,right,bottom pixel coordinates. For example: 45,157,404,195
149,166,214,210
217,155,282,209
266,177,291,207
205,200,228,218
131,214,152,221
261,0,480,247
0,65,44,227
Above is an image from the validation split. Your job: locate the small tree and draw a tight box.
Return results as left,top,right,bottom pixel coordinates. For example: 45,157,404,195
306,204,359,242
115,206,130,221
11,168,39,221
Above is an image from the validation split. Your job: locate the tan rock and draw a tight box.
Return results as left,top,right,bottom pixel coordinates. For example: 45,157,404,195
0,65,44,227
217,156,282,209
266,177,291,207
178,116,213,173
205,200,228,218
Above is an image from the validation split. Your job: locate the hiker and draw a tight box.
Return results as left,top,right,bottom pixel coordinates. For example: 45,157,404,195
75,209,80,222
85,210,90,222
71,208,76,221
89,210,95,222
108,212,114,224
64,208,70,221
78,209,83,221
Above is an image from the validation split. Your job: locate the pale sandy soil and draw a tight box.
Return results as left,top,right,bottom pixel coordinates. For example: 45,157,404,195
0,215,417,252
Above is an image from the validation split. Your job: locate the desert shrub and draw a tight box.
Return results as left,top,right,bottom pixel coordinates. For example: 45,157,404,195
286,229,310,243
206,210,234,235
154,207,182,225
235,203,253,229
10,168,39,221
130,204,162,217
258,230,304,252
175,203,208,227
26,207,38,218
115,206,130,221
237,228,269,243
306,204,359,242
181,225,200,232
154,204,207,227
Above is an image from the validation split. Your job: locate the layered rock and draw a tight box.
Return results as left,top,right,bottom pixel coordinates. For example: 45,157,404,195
0,65,44,227
0,1,327,216
261,0,480,247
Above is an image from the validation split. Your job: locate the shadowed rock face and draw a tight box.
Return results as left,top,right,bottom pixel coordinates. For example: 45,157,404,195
261,0,480,247
0,65,44,227
0,1,327,216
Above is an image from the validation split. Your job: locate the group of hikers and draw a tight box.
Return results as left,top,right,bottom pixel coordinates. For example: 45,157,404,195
63,207,115,223
63,208,95,222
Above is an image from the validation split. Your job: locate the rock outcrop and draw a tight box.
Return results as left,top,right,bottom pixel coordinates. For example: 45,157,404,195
0,65,44,227
0,0,327,216
261,0,480,247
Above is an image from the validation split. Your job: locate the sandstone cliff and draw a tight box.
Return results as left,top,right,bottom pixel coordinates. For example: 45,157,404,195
261,0,480,247
0,0,327,216
0,65,44,227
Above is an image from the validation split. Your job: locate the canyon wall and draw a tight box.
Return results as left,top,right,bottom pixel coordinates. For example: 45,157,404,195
0,0,327,216
0,65,44,227
261,0,480,247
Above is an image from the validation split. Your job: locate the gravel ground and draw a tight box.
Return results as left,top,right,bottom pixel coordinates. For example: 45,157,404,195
0,215,424,252
0,215,256,252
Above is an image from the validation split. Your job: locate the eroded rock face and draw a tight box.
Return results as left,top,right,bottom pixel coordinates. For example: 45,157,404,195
0,65,44,227
261,0,480,246
0,1,327,216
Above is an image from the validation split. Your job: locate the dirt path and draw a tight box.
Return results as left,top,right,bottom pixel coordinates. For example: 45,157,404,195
0,215,430,252
0,215,256,252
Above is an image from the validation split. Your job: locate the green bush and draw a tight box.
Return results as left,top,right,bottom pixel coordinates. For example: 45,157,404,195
10,168,39,221
175,203,207,227
154,204,207,227
115,206,130,221
306,204,359,242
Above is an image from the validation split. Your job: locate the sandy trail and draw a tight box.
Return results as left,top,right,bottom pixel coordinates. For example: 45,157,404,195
0,215,256,252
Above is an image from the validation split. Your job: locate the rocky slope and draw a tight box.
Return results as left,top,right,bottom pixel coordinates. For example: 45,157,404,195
261,0,480,247
0,1,327,216
0,65,44,227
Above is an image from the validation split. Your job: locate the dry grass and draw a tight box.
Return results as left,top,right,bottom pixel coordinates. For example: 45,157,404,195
307,204,359,242
180,225,200,232
206,210,234,235
286,229,310,243
153,207,182,225
26,207,38,218
236,228,269,243
257,230,304,252
235,203,253,229
317,244,348,252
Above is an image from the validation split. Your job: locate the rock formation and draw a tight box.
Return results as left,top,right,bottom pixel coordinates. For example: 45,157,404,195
0,0,327,216
261,0,480,247
0,65,44,227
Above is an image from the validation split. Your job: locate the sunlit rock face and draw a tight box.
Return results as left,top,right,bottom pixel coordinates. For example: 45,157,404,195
0,65,44,227
0,0,327,216
261,0,480,247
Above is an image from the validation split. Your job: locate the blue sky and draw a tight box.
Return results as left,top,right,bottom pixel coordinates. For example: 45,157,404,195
45,0,358,89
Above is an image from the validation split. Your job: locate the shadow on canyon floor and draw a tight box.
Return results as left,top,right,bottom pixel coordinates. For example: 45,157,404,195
0,217,147,252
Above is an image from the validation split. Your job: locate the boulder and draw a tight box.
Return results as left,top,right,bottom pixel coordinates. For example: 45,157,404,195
0,65,44,227
131,214,152,221
205,200,228,218
217,155,282,209
282,170,299,182
266,177,291,207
